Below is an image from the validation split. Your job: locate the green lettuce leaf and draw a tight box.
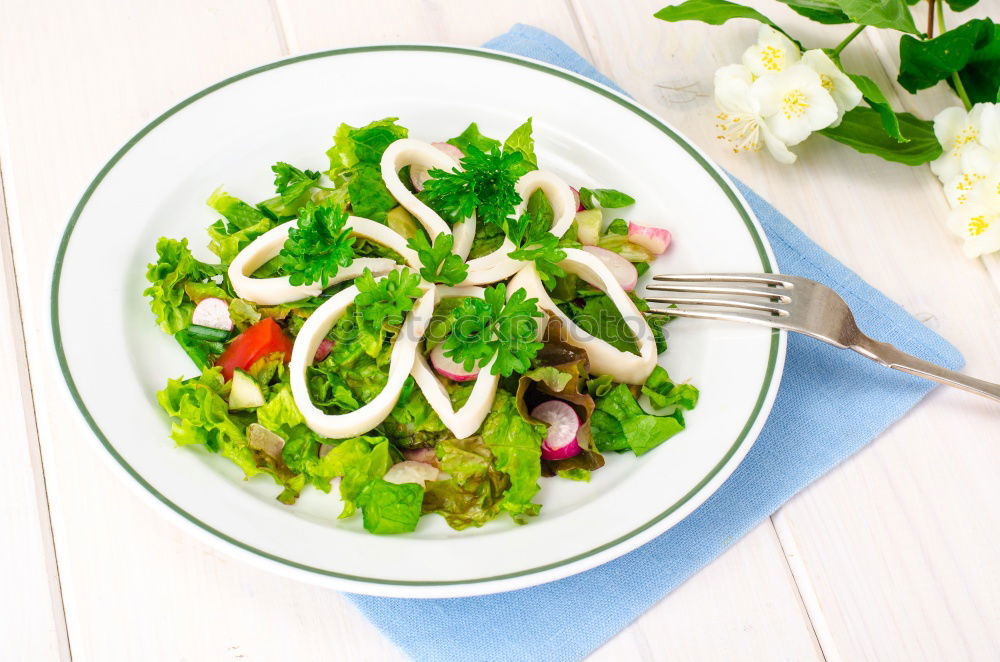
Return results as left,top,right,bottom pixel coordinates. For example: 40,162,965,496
447,122,501,154
347,163,398,221
579,188,635,209
592,383,685,456
480,390,545,522
144,237,223,334
423,436,510,529
642,366,700,411
503,118,537,175
206,190,274,264
357,479,424,534
157,368,300,496
327,117,408,176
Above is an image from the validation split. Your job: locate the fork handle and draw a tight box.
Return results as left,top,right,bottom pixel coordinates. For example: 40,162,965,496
852,335,1000,403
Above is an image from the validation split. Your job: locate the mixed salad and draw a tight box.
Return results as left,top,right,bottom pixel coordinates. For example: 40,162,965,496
145,117,698,534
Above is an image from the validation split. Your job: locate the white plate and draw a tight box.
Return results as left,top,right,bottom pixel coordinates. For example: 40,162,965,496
52,46,785,597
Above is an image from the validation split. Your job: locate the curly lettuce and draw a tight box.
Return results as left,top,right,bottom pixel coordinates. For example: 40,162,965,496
144,237,223,334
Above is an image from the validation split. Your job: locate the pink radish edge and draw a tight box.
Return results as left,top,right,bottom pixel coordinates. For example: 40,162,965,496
410,142,464,192
430,343,479,382
531,400,581,461
191,297,233,331
570,186,584,212
314,338,334,363
581,245,638,291
628,222,672,255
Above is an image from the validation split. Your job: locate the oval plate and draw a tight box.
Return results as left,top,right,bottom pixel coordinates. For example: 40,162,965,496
52,46,786,598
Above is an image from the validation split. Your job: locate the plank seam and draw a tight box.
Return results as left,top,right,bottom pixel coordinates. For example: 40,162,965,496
0,159,74,661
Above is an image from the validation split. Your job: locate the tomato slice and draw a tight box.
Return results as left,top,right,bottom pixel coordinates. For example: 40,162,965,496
216,317,292,381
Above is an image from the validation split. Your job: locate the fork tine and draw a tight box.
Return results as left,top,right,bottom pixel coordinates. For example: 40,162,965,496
644,283,792,302
652,273,793,288
645,307,783,326
645,295,789,316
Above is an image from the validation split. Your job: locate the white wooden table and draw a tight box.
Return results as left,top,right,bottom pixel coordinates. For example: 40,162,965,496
2,1,998,660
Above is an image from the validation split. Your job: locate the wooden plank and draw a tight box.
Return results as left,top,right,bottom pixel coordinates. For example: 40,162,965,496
0,1,399,659
569,0,1000,658
0,166,69,660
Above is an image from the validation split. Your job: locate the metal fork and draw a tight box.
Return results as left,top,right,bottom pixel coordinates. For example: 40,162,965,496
644,273,1000,403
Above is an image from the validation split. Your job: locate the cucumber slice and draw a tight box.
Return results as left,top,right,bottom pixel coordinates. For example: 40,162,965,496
229,369,265,410
186,324,232,342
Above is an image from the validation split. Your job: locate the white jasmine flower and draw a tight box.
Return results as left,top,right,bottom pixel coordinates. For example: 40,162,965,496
713,64,797,164
942,146,995,208
946,202,1000,258
742,26,800,77
930,104,999,182
752,64,839,146
799,49,863,126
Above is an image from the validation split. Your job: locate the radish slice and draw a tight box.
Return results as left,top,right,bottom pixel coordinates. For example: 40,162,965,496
314,338,334,363
409,142,464,191
430,343,479,382
531,400,581,460
570,186,583,212
582,246,638,291
383,460,440,487
575,209,602,246
191,297,233,331
628,222,672,255
402,447,439,467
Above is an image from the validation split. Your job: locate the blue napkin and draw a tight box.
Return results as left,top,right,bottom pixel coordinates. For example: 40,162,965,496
347,24,964,662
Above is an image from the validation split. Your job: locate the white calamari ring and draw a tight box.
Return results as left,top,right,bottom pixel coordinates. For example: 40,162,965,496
410,286,499,439
227,216,419,305
463,169,577,285
381,138,475,259
289,279,437,439
508,248,657,384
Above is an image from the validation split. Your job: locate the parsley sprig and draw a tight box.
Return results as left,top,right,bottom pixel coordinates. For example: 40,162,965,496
421,145,525,230
407,232,468,286
442,283,544,377
279,202,356,287
505,212,567,289
272,162,321,195
354,267,424,331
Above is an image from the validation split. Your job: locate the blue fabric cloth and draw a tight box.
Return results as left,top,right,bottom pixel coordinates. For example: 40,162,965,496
347,24,964,662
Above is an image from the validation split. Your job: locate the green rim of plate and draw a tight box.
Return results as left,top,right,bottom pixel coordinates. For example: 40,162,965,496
51,45,780,587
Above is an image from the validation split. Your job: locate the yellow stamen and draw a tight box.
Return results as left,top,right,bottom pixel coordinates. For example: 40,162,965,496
715,112,762,153
782,90,809,119
968,215,989,237
952,126,978,157
819,74,834,92
759,46,783,72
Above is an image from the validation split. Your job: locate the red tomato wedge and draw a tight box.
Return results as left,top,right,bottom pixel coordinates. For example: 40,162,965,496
216,317,292,381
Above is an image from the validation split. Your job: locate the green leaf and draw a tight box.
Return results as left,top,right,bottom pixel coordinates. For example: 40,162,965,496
818,107,942,165
480,390,545,522
205,190,274,263
422,436,510,529
945,0,978,11
347,163,398,221
421,145,524,230
578,187,636,210
775,0,850,24
143,237,223,334
654,0,800,45
326,118,408,176
502,118,537,175
407,232,468,285
898,19,999,103
834,0,918,33
258,162,321,219
354,267,424,333
847,73,906,142
357,479,424,534
592,384,686,456
641,366,700,411
447,123,501,154
278,202,355,287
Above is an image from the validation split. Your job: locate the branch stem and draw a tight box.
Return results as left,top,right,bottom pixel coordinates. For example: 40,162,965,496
832,25,865,56
934,1,973,110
